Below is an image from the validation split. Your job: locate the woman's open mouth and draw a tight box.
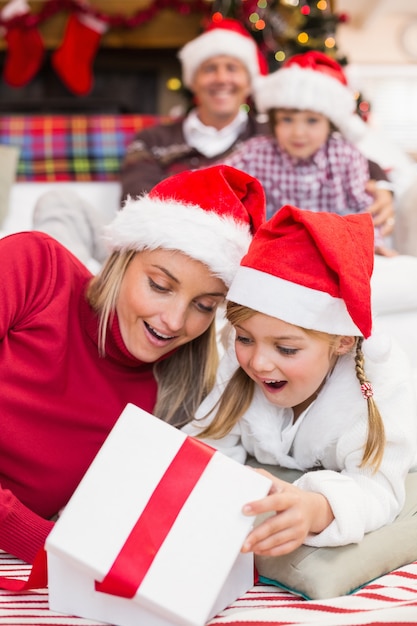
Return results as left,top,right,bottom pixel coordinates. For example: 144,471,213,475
144,321,176,342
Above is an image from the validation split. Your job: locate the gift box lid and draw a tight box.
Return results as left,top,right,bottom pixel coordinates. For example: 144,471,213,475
46,403,271,625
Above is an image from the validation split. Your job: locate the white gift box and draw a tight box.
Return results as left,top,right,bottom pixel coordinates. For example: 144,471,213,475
46,403,271,626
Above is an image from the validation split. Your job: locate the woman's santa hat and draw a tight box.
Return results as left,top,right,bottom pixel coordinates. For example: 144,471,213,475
105,164,266,287
178,18,268,89
228,205,374,338
254,50,367,142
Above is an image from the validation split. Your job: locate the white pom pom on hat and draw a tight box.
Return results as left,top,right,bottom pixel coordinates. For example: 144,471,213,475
104,164,266,288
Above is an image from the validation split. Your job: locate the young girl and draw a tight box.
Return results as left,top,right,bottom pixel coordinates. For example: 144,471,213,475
222,50,392,254
184,205,417,557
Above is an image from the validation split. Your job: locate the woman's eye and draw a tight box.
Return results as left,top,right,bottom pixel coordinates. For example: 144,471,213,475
195,301,215,313
149,278,169,293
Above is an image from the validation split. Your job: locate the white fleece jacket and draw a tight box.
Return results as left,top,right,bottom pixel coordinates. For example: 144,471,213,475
183,330,417,547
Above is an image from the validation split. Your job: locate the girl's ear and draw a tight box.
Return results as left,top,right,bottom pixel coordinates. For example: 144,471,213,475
336,336,356,355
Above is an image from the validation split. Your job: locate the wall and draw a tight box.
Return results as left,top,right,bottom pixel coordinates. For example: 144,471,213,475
336,0,417,63
335,1,417,157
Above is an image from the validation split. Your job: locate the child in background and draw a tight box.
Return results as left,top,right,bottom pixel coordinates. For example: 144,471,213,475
184,206,417,556
222,50,393,255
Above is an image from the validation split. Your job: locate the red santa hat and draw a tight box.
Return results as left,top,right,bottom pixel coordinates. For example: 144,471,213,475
254,50,367,142
105,164,266,287
178,18,268,89
227,205,374,338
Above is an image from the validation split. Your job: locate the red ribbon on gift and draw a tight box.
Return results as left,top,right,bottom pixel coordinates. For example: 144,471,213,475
95,436,215,598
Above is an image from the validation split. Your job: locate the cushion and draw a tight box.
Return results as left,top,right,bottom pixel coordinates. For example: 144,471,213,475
0,144,20,227
245,457,417,600
372,254,417,314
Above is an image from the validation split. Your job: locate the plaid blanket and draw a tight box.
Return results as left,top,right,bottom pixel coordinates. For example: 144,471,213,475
0,115,168,182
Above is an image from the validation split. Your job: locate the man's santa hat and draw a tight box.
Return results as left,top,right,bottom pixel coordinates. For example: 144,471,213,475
254,50,367,142
228,205,374,338
178,18,268,89
105,164,266,287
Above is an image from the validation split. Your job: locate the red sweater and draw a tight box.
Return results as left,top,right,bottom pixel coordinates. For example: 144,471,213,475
0,232,158,563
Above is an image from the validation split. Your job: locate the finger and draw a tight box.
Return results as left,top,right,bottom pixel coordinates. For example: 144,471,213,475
375,244,399,257
243,522,302,555
251,536,302,557
379,216,395,236
242,491,288,517
244,506,296,545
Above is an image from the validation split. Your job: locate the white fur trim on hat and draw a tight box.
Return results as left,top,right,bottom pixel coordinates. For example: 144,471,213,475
228,266,362,335
254,66,367,143
104,196,252,288
178,29,260,88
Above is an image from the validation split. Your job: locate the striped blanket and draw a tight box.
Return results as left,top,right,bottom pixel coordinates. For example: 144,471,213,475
1,552,416,625
0,114,168,182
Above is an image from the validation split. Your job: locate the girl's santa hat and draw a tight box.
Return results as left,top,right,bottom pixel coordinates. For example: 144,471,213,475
254,50,367,142
178,18,268,89
228,205,374,338
105,164,266,287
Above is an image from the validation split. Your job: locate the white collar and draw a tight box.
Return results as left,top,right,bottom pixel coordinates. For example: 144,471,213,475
183,108,248,157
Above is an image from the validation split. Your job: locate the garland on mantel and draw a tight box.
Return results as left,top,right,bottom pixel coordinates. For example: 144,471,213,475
0,0,212,94
0,0,211,29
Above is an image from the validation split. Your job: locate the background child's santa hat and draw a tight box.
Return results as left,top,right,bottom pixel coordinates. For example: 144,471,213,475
105,164,265,287
254,50,367,143
178,18,268,89
228,205,374,338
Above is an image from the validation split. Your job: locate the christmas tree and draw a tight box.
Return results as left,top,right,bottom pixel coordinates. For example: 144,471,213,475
209,0,369,118
210,0,347,70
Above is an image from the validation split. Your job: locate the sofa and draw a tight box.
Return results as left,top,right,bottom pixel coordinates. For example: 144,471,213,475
1,113,417,369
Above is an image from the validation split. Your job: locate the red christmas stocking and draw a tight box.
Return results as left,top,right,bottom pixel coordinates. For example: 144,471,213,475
1,0,44,87
52,12,108,96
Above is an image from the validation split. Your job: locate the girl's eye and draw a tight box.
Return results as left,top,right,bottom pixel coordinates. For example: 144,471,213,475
278,346,298,356
236,334,252,345
149,278,169,293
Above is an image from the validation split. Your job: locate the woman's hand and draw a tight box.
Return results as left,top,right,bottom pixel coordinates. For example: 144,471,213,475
241,470,334,557
365,181,396,237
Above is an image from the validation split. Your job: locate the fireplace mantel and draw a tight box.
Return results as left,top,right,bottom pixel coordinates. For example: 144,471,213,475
0,0,205,50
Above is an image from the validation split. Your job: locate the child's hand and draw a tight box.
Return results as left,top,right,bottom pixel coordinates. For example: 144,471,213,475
365,181,395,236
241,470,334,557
374,244,399,257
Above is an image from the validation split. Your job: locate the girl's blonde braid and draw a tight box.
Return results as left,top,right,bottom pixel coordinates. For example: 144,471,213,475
354,337,386,471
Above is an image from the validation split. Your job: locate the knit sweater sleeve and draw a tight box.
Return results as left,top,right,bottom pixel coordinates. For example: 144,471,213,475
0,232,87,563
0,497,54,564
119,121,186,203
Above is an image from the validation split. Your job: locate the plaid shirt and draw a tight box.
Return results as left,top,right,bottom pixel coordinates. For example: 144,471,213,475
223,132,374,220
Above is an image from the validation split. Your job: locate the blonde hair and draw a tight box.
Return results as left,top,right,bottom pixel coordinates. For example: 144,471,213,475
354,337,386,471
197,302,385,472
86,250,219,427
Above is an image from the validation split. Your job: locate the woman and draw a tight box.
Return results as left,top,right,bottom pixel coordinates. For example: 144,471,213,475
0,164,265,565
